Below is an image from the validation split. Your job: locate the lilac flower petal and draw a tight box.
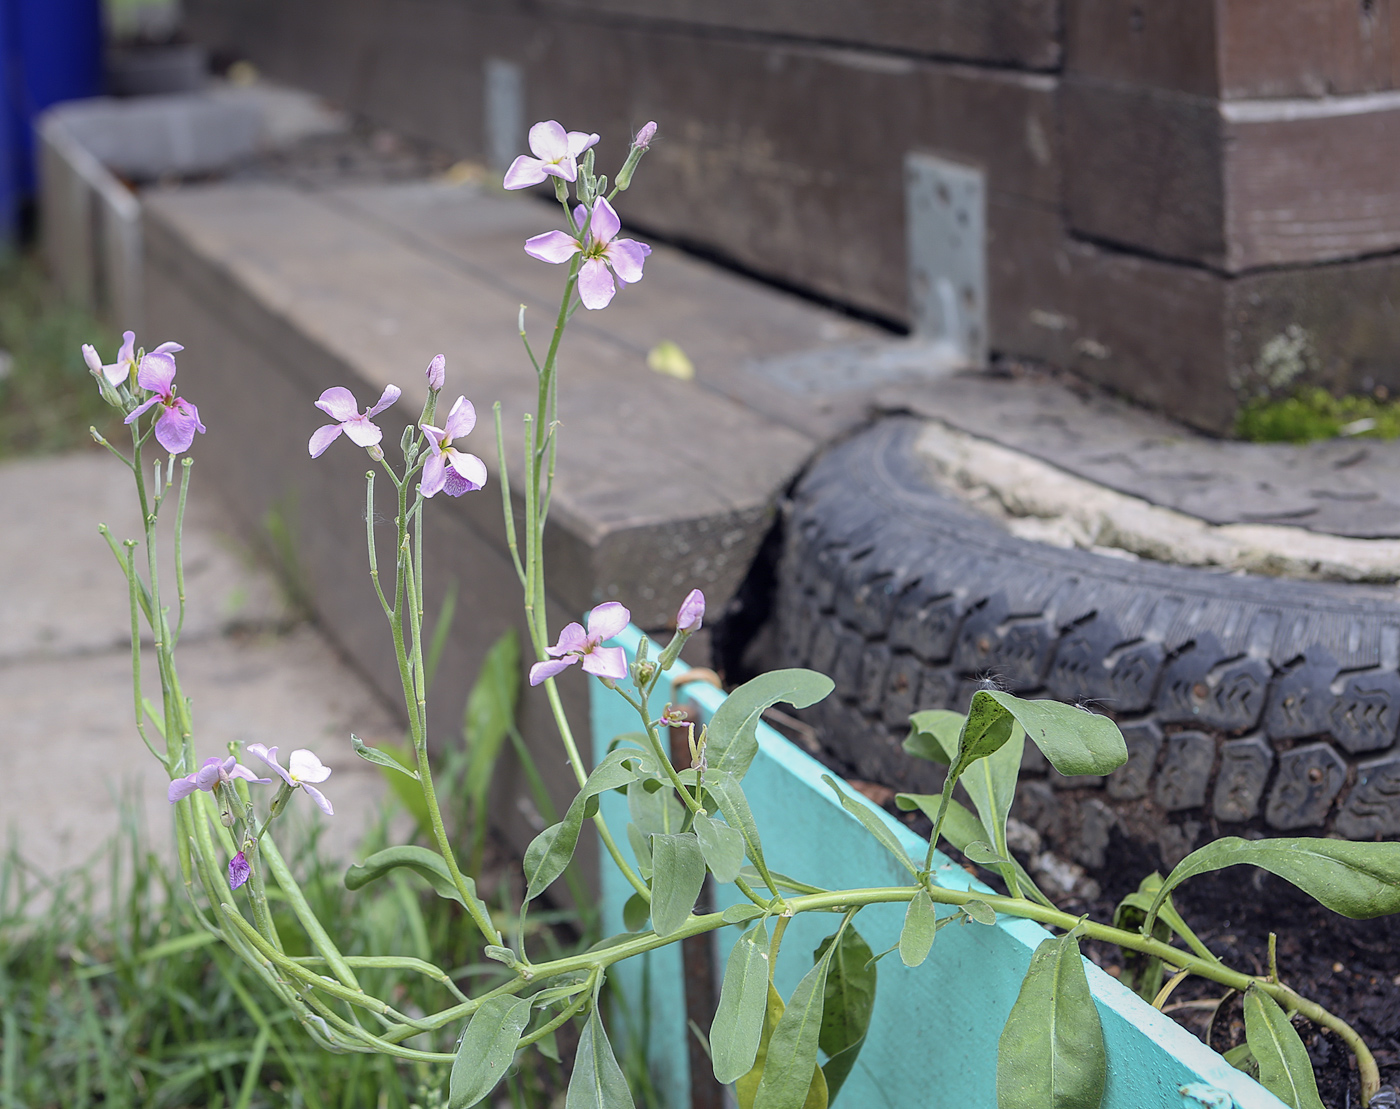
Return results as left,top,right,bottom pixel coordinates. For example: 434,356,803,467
586,602,632,644
441,468,480,497
168,776,200,803
301,783,334,816
444,396,477,439
155,404,200,455
227,763,272,784
529,657,577,686
309,423,343,458
541,159,578,183
420,422,447,450
528,120,570,162
342,414,384,449
229,852,252,890
420,453,448,498
525,230,581,265
589,197,622,245
316,386,361,421
572,204,587,232
577,258,617,310
446,451,487,490
288,749,331,784
366,384,402,417
425,354,445,391
248,744,294,788
582,645,629,681
568,131,600,156
676,589,705,632
549,623,588,657
194,757,226,791
102,359,128,387
151,341,184,356
123,395,160,425
136,351,178,395
605,239,649,285
503,155,548,190
118,331,136,366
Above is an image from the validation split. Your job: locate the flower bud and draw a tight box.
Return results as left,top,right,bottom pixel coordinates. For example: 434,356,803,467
676,588,705,633
367,443,385,462
425,354,445,391
81,343,103,375
228,851,251,890
633,121,657,151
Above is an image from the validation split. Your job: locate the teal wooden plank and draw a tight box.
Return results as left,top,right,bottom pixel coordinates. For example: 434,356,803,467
591,625,1287,1109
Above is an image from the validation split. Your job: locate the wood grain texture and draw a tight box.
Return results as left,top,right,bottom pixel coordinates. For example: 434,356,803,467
1067,0,1400,98
535,0,1061,68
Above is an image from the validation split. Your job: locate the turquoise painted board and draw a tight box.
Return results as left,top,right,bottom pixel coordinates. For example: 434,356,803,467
590,625,1288,1109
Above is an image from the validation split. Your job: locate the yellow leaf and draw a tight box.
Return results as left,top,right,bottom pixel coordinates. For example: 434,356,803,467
647,340,695,381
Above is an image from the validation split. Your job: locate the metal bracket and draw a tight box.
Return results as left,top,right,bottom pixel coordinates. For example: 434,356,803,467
484,58,524,173
905,151,987,367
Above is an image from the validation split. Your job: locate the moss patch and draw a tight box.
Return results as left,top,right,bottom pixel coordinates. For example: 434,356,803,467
1235,387,1400,444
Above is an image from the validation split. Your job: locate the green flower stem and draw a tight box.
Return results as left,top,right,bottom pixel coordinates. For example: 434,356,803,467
289,955,470,1004
259,834,360,989
517,972,597,1049
172,457,191,644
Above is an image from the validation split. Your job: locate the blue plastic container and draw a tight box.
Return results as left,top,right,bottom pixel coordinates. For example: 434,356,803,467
0,0,103,240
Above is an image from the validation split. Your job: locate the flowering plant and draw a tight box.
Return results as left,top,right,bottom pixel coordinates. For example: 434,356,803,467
85,122,1400,1109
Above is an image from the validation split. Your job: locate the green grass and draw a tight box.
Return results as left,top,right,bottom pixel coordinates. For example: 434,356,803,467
0,802,575,1108
1235,387,1400,444
0,250,125,459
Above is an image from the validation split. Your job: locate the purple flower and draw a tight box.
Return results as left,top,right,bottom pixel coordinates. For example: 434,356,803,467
420,396,487,498
503,121,600,190
425,353,446,392
247,744,334,815
84,330,183,389
676,589,705,633
529,602,631,686
524,197,651,310
123,350,205,454
168,755,272,803
229,851,251,890
633,121,657,150
308,384,401,458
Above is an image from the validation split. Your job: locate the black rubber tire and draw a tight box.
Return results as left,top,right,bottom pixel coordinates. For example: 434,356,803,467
776,416,1400,862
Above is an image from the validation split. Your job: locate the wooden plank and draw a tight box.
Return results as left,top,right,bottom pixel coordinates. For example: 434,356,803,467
1067,0,1399,98
536,0,1061,69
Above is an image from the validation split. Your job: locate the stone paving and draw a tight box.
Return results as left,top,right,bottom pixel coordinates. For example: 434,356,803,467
0,449,407,880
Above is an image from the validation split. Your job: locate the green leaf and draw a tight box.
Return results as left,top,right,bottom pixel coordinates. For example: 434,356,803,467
567,1005,637,1109
903,710,966,764
899,888,939,968
524,750,651,899
722,903,764,925
712,921,771,1084
737,986,827,1109
351,734,420,779
449,995,532,1108
651,832,707,937
628,775,684,837
738,867,827,896
816,927,876,1100
464,629,520,841
960,721,1027,897
1113,873,1218,1001
978,691,1127,777
707,772,778,894
1148,837,1400,933
1222,1043,1258,1078
963,841,1010,867
367,739,432,837
1243,985,1325,1109
996,932,1106,1109
707,669,834,780
896,794,1056,910
627,822,653,880
344,846,477,910
694,811,746,883
622,892,650,932
751,938,836,1109
821,775,917,875
964,900,997,926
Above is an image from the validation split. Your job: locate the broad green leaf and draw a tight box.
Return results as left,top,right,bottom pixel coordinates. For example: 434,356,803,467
722,903,764,925
821,775,917,875
707,669,834,780
344,846,476,910
712,921,771,1084
627,822,653,880
750,937,836,1109
651,832,707,937
524,750,650,899
903,710,966,764
694,811,746,883
950,693,1017,782
628,776,684,837
899,888,938,967
1222,1043,1258,1078
896,794,1056,910
351,734,420,778
622,892,650,932
963,841,1010,866
1148,837,1400,931
1243,985,1325,1109
737,986,827,1109
979,691,1127,777
961,722,1026,897
964,900,997,926
449,995,532,1108
567,1005,637,1109
707,772,777,894
816,927,876,1100
996,932,1106,1109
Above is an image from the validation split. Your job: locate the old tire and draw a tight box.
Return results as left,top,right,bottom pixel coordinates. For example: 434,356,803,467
776,416,1400,866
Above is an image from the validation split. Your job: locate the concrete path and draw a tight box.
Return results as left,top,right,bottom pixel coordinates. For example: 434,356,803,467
0,449,407,880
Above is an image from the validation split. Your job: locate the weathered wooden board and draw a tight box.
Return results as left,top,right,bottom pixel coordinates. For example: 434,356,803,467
1067,0,1400,98
1064,75,1400,271
537,0,1062,69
